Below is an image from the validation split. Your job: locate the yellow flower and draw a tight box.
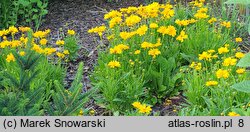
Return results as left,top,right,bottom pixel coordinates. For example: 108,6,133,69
109,17,122,28
157,25,176,37
198,51,212,61
0,29,9,36
148,48,161,58
216,69,229,79
218,46,229,54
6,53,15,62
56,40,65,45
149,23,158,29
104,10,122,20
108,61,121,68
141,42,153,49
119,31,135,40
235,37,242,42
10,40,21,48
222,57,237,66
221,21,231,28
67,29,75,35
107,34,115,40
88,25,106,37
134,50,141,55
32,44,43,54
20,37,28,44
194,12,209,19
19,27,31,32
175,19,190,26
189,62,202,70
78,109,84,116
176,30,188,42
208,49,216,53
19,51,26,56
33,31,48,38
56,52,65,58
206,81,218,86
63,50,70,55
236,68,245,74
161,4,175,19
89,110,95,116
40,39,48,45
136,25,148,36
197,7,208,13
228,112,240,116
132,101,142,109
44,48,57,55
8,26,18,35
132,102,152,115
110,44,129,54
208,17,217,24
235,52,245,59
125,15,141,27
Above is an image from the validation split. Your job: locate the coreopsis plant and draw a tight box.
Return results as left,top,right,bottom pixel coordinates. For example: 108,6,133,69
180,42,250,116
89,0,246,115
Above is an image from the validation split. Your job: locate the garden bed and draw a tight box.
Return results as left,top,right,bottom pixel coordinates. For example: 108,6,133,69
0,0,249,116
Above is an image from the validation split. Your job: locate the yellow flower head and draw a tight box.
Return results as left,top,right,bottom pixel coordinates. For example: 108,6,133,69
132,101,142,109
235,37,242,42
141,42,153,49
222,57,237,66
8,26,18,35
194,12,209,19
125,15,141,27
40,39,48,45
63,50,70,55
19,27,31,32
78,109,84,116
67,29,75,35
216,69,229,79
44,48,57,55
176,30,188,42
148,48,161,58
157,25,176,37
208,17,217,24
206,81,218,86
19,51,26,56
6,53,15,62
221,21,231,28
236,68,245,74
198,51,212,61
218,46,229,54
189,62,202,70
56,52,65,59
104,10,122,20
108,61,121,68
149,23,158,29
228,112,240,116
109,17,122,28
136,25,148,36
56,40,65,45
119,31,135,40
235,52,245,59
88,25,106,37
134,50,141,55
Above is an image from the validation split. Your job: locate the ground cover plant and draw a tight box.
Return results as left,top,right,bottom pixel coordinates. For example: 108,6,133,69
0,0,48,30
